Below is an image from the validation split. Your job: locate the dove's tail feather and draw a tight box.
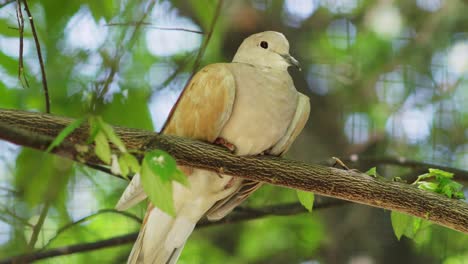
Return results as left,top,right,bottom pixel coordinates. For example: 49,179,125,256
128,206,196,264
116,174,147,211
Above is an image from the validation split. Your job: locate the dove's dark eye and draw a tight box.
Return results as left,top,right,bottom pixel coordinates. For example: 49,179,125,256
260,41,268,49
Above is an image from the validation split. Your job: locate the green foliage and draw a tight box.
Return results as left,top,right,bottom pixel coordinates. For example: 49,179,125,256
391,168,465,242
296,190,314,212
140,150,189,216
365,167,378,178
15,150,74,207
88,116,139,174
96,116,126,152
413,168,465,199
117,152,140,178
234,214,324,263
93,129,111,164
391,211,432,243
46,117,86,152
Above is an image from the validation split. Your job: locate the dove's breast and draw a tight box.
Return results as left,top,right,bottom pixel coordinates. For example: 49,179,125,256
220,64,298,156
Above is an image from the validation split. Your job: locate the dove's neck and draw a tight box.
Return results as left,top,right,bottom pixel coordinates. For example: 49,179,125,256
232,53,289,71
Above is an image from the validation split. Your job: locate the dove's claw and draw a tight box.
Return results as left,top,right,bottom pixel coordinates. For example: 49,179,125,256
214,137,236,152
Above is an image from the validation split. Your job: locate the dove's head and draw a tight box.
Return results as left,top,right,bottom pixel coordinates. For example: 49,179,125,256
232,31,300,71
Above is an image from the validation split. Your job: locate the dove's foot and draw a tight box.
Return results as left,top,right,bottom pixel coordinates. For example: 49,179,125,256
214,137,236,152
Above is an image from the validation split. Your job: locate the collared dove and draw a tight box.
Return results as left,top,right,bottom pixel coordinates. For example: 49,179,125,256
116,31,310,264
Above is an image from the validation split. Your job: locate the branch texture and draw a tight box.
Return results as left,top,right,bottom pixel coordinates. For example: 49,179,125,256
0,109,467,234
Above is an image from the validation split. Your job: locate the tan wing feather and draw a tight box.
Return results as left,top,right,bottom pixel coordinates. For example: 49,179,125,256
206,93,311,220
163,63,236,142
117,64,235,212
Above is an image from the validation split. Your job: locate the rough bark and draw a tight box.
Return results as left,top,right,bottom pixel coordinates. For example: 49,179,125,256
0,108,467,234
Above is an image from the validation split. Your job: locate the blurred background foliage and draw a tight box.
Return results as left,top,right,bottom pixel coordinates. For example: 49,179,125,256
0,0,467,263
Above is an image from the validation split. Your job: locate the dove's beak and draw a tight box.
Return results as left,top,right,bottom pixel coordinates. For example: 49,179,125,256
281,54,301,71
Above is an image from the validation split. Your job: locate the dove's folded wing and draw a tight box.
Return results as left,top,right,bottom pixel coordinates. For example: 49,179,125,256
206,93,310,221
269,92,310,156
163,63,236,141
116,64,236,211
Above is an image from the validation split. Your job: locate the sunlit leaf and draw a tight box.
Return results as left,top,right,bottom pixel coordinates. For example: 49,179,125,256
414,168,465,200
122,152,141,175
87,116,101,144
428,168,453,179
94,131,111,164
297,190,314,212
365,167,378,178
117,154,129,177
140,158,175,216
417,182,438,192
143,150,178,182
98,117,126,152
391,211,414,240
46,117,85,152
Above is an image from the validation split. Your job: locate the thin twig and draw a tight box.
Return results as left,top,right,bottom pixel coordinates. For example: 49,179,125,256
22,0,50,113
1,201,343,263
0,0,14,8
106,22,204,34
0,206,34,227
0,233,137,264
160,0,224,132
199,199,348,226
15,0,29,88
146,51,197,101
190,0,223,74
0,186,19,194
28,201,51,249
40,209,142,250
97,0,157,101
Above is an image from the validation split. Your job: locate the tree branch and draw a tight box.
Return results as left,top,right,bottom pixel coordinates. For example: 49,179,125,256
0,233,137,264
338,155,468,182
0,108,467,234
0,200,344,263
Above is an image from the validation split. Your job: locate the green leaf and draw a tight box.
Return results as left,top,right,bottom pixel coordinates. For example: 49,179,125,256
94,131,111,164
416,182,438,192
140,158,175,216
87,116,101,144
15,150,73,206
414,168,465,200
122,153,141,174
365,167,378,177
428,168,453,179
143,150,178,182
414,173,432,182
454,191,466,199
97,117,126,152
391,211,413,240
172,169,190,187
117,153,141,178
412,217,432,244
118,154,129,177
139,150,190,216
46,117,85,152
297,190,314,212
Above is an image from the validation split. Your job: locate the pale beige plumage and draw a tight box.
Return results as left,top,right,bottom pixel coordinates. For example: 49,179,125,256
116,31,310,264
